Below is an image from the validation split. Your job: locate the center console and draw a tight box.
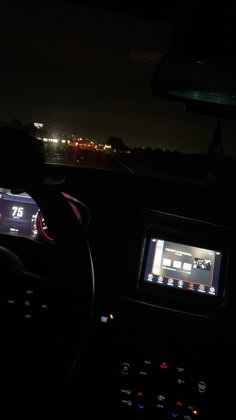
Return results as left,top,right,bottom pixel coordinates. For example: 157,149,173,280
92,210,232,419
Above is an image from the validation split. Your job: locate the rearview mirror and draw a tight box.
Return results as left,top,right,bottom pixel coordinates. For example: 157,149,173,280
152,55,236,114
152,3,236,116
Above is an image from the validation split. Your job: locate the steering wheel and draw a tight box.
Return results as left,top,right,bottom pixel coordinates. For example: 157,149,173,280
0,187,94,419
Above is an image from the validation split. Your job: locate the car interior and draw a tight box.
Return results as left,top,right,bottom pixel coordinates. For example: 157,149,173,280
0,2,234,419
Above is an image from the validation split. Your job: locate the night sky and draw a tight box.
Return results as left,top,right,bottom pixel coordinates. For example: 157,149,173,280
1,3,236,156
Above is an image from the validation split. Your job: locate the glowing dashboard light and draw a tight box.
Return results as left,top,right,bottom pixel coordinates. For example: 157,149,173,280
37,211,54,242
160,362,168,369
137,392,143,397
193,410,198,415
109,313,114,320
101,316,108,323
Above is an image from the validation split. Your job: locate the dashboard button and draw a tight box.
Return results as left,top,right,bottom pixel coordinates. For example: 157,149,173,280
121,363,131,375
135,391,145,411
25,290,34,295
177,378,186,385
121,399,133,407
137,391,144,397
160,362,168,369
176,366,185,374
197,381,207,394
157,395,166,402
138,370,148,376
170,413,179,418
156,403,165,409
120,389,132,396
7,299,15,305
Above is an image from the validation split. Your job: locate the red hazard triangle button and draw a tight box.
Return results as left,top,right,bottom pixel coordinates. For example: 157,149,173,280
160,362,168,369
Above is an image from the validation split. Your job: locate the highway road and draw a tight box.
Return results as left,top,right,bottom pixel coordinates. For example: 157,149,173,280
44,145,235,182
45,146,135,174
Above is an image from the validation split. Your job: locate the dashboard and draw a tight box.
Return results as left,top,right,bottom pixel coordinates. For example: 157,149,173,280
0,188,87,243
0,165,233,419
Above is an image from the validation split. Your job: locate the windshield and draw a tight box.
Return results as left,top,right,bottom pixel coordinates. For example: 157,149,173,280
1,3,236,177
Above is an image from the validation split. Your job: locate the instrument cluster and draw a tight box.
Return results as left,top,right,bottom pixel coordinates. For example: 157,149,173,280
0,188,87,243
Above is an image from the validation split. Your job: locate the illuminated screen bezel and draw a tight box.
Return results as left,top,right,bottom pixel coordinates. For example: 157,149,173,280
139,233,226,302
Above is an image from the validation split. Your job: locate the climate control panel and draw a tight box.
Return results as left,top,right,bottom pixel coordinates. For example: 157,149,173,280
117,354,210,419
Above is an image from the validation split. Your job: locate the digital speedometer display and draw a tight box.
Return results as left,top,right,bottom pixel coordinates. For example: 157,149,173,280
0,189,39,237
0,188,83,242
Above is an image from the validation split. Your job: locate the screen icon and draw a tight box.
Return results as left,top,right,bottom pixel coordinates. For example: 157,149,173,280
183,262,192,271
188,282,194,291
178,280,183,288
167,278,174,286
198,284,205,293
209,287,216,295
163,258,172,267
173,260,182,269
157,276,163,284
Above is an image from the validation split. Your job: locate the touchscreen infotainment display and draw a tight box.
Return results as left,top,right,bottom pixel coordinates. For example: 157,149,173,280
142,238,222,296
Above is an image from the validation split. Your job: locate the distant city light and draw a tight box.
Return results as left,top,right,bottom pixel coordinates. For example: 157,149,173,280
42,138,58,143
62,139,66,143
34,122,44,129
